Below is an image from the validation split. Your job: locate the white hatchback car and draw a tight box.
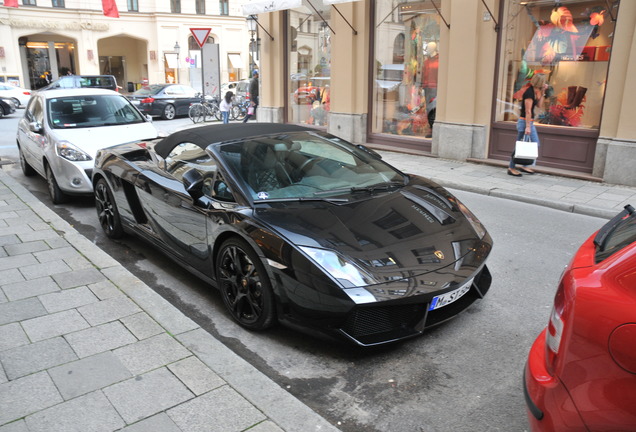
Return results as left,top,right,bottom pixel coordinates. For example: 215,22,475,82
16,88,159,203
0,83,31,108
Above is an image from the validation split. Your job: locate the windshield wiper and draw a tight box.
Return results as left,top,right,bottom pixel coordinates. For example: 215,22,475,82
312,181,405,197
350,181,404,193
253,196,349,204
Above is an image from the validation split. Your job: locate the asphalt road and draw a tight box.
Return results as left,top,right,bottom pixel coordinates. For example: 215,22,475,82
0,112,608,431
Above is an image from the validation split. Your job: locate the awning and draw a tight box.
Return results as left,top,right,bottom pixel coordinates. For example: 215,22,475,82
228,54,243,69
242,0,302,16
323,0,361,4
242,0,360,35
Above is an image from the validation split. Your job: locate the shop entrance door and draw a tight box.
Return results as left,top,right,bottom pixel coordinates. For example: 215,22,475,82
99,56,125,90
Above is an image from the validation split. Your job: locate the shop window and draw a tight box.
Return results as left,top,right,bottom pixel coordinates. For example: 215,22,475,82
127,0,138,12
496,1,618,129
372,1,441,140
288,6,331,127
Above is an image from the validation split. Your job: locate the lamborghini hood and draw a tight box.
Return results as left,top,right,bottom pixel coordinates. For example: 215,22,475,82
253,180,492,283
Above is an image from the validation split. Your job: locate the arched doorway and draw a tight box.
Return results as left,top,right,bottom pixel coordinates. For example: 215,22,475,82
19,33,77,89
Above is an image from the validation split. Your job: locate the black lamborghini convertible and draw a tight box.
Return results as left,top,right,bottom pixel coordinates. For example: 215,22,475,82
93,123,493,346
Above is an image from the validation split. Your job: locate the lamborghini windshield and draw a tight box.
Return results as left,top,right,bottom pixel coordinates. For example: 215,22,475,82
217,132,406,201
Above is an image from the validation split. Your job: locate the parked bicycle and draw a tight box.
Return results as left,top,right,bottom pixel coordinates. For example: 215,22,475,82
189,93,221,123
231,95,250,121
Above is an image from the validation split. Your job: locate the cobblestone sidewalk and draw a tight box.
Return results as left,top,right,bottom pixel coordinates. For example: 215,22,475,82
0,171,337,432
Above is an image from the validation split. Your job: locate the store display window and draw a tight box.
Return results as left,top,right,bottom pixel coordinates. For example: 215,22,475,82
372,1,441,139
496,0,618,129
287,5,331,127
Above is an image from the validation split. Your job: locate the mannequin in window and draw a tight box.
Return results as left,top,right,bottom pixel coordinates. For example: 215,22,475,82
422,42,439,138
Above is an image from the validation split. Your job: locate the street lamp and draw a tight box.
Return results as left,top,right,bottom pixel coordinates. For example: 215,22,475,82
174,41,180,83
246,15,257,74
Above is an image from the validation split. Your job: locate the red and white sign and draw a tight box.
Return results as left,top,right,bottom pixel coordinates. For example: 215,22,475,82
190,28,212,49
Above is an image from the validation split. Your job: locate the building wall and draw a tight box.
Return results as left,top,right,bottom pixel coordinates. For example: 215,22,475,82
0,1,251,90
257,0,635,186
595,0,636,184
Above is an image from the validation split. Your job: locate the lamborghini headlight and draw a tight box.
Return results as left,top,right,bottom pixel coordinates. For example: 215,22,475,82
57,140,92,162
299,246,379,288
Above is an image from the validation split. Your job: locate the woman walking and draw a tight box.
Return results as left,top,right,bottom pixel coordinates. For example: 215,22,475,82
508,73,548,177
220,91,233,124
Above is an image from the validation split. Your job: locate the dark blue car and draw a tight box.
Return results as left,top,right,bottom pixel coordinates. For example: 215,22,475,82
127,84,199,120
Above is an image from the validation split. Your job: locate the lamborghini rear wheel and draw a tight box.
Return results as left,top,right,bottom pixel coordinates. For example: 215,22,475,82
95,178,124,239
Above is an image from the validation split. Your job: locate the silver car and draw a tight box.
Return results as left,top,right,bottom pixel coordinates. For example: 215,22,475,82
17,88,159,203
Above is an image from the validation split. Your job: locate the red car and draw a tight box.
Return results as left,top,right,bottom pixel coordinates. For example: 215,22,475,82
524,204,636,431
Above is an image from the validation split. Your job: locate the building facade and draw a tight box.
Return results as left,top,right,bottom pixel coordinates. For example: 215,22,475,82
249,0,636,187
0,0,252,93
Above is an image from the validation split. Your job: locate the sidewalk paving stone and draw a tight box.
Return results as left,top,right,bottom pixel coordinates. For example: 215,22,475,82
2,276,59,301
0,254,38,272
0,323,29,352
4,240,49,256
250,421,286,432
113,333,191,376
48,351,132,400
0,420,29,432
0,336,77,380
19,259,71,280
167,385,266,432
77,295,141,326
167,355,225,396
0,297,47,326
39,286,99,313
25,390,125,432
65,321,137,359
33,246,79,263
103,367,194,424
22,309,90,342
0,371,63,425
118,413,181,432
52,267,106,289
120,312,164,340
88,279,126,300
16,229,61,243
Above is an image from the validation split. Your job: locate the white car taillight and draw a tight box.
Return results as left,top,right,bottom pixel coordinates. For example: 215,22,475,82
546,307,564,355
545,282,567,373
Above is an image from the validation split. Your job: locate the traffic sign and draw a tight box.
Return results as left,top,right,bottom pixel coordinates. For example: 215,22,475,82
190,28,211,49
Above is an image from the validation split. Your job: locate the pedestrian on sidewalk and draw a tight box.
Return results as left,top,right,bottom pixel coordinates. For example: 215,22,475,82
220,91,233,124
243,100,256,123
243,70,259,123
508,73,548,177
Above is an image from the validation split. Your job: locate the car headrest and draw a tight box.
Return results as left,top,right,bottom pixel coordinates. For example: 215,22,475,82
51,100,73,115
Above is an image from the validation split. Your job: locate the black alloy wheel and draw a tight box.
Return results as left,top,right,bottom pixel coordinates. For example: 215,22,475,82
162,104,176,120
216,238,275,330
45,164,68,204
18,145,35,176
94,178,124,239
0,105,5,118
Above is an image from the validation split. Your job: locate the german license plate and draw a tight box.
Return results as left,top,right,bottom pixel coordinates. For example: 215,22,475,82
429,278,474,311
132,100,140,105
